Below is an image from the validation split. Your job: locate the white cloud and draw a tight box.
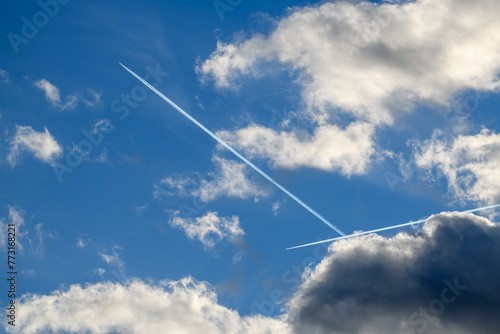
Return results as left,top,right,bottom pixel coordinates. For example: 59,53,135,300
155,156,269,202
28,223,44,255
92,148,109,163
93,268,106,276
0,69,11,84
7,206,24,228
198,0,500,126
80,88,103,108
21,269,36,278
7,212,500,334
34,79,63,105
70,141,108,164
76,238,85,248
232,250,244,264
99,246,124,270
0,207,23,249
8,125,62,166
9,277,289,334
92,118,113,134
155,172,199,198
1,207,25,251
413,128,500,207
168,211,244,249
217,122,376,175
0,206,49,255
59,95,79,110
272,201,281,216
200,157,269,201
34,78,101,111
133,204,148,216
197,0,500,175
0,222,5,250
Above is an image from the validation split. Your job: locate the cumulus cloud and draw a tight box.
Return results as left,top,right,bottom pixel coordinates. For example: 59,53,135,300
155,156,269,202
168,210,244,249
34,78,101,111
413,128,500,207
5,212,500,334
199,0,500,125
8,125,62,166
197,0,500,174
287,211,500,334
8,277,289,334
217,122,376,175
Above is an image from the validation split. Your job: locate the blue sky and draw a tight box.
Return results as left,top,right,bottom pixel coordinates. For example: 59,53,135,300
1,0,500,333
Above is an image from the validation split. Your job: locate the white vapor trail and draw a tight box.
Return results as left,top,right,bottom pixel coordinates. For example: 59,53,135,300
286,203,500,250
119,63,345,236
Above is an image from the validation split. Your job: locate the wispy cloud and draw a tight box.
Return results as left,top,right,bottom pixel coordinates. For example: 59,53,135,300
92,268,106,276
28,223,45,255
168,210,244,249
133,204,148,216
76,238,85,249
34,78,101,111
155,156,269,202
0,206,24,249
99,245,125,270
21,269,36,278
1,206,50,256
34,79,63,104
8,125,62,166
413,128,500,209
80,88,103,108
272,201,281,216
0,69,11,84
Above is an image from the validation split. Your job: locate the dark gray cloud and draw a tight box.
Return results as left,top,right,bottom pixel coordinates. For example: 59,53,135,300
287,212,500,334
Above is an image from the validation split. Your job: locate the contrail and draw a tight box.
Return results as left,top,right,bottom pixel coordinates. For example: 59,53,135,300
286,203,500,250
119,63,345,236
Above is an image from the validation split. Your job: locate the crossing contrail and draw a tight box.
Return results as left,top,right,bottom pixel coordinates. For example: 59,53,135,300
286,203,500,250
119,62,345,237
